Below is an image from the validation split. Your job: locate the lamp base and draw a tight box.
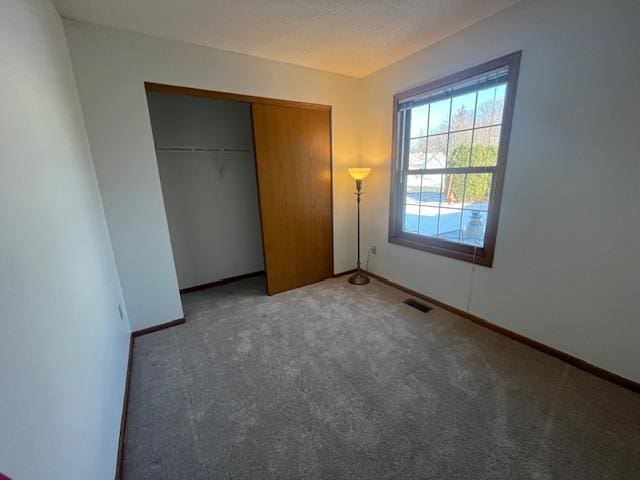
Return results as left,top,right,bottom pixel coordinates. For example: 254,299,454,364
348,270,370,285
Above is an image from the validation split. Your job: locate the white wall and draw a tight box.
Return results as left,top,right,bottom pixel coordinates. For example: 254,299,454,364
63,20,362,330
147,93,264,289
359,0,640,382
0,1,130,479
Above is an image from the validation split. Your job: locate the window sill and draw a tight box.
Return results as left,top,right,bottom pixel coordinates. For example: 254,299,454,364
388,234,493,267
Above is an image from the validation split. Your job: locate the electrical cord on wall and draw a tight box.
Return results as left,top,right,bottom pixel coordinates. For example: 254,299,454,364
365,246,375,271
466,245,479,312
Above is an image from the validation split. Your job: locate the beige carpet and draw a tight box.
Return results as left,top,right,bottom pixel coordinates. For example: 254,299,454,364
123,275,640,479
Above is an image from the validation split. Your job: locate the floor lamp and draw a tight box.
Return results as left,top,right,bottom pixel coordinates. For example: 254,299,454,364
348,167,371,285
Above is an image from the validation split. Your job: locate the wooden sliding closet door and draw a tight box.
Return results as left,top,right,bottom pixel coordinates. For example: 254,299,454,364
252,104,333,295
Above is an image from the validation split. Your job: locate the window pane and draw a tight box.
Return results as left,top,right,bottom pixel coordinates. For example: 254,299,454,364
405,174,422,204
462,173,492,210
475,84,506,127
450,92,476,131
426,134,447,169
410,104,429,138
447,130,472,168
428,98,451,135
404,172,421,233
403,204,419,233
408,138,426,170
471,126,500,167
492,84,506,125
442,173,466,206
461,210,487,247
437,208,463,242
420,174,443,204
418,208,439,237
418,177,440,237
415,174,442,236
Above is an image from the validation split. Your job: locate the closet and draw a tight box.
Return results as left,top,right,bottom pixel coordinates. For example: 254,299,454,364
145,83,333,296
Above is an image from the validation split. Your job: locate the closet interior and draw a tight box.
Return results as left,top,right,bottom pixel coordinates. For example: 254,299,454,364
147,91,264,293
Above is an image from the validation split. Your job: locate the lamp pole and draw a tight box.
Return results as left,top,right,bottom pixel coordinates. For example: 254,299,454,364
356,179,362,268
349,178,370,285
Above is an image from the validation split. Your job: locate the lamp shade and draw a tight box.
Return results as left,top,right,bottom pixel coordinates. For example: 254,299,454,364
348,168,371,180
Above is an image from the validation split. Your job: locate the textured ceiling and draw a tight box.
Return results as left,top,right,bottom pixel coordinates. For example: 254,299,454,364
53,0,521,78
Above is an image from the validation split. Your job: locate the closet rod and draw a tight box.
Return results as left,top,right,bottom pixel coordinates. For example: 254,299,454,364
155,146,251,153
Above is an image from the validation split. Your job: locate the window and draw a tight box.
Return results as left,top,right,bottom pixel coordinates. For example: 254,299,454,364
388,52,521,267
